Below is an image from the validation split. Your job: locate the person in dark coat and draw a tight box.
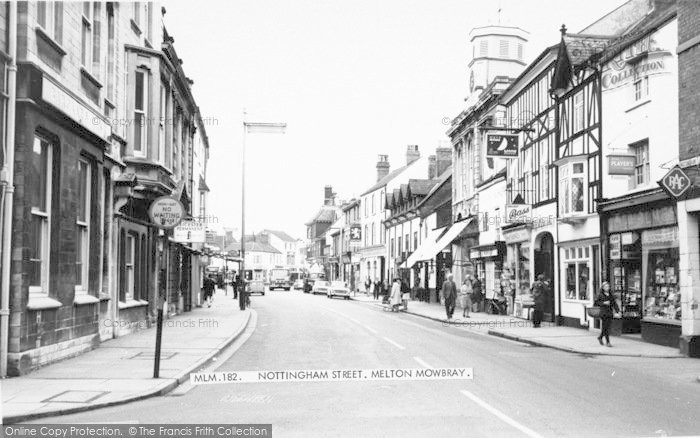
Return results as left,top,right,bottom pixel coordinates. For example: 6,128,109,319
233,275,240,299
531,274,548,327
203,275,216,308
441,273,458,320
471,274,483,312
373,277,381,300
595,281,620,347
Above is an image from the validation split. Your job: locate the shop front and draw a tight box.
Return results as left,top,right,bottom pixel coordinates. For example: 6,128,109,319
603,197,681,347
503,225,532,318
469,242,506,303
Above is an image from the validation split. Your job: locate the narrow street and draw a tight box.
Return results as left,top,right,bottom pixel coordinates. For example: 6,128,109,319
31,290,700,438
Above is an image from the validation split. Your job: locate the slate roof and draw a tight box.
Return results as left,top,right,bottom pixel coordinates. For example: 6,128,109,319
229,241,281,254
262,229,296,242
408,179,438,197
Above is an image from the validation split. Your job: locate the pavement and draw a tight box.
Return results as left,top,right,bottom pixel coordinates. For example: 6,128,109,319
1,289,252,424
32,289,700,438
350,295,684,358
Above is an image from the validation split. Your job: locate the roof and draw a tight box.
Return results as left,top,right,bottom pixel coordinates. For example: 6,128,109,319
416,167,453,217
408,179,438,196
229,241,281,254
262,229,296,242
306,206,338,225
361,162,412,196
341,198,360,212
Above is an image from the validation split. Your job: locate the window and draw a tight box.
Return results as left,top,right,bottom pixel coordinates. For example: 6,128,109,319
633,76,649,102
405,234,409,252
29,137,53,295
125,234,135,301
364,226,368,247
199,192,206,219
145,2,153,42
81,4,92,68
106,3,115,99
76,160,91,292
159,82,167,162
364,197,368,217
371,194,375,214
573,91,584,133
499,40,508,57
133,70,147,155
371,224,375,245
37,1,63,45
397,237,402,257
479,39,488,56
91,2,101,80
559,161,585,215
632,140,650,187
562,246,592,301
517,43,523,60
413,232,418,252
133,2,141,27
390,238,395,258
540,164,549,200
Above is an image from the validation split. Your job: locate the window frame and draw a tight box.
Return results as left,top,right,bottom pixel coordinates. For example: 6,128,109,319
81,3,93,70
29,136,53,297
124,233,136,301
558,159,587,217
75,159,91,293
36,1,63,45
631,140,650,188
133,69,148,157
561,246,592,302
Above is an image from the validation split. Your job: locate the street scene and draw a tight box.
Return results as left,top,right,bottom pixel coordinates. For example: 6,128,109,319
1,0,700,437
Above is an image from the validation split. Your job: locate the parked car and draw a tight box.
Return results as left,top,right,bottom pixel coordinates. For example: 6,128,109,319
246,280,266,296
312,281,331,295
327,281,351,300
293,279,305,290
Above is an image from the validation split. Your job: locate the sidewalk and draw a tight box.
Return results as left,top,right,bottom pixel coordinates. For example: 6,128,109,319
351,296,683,358
1,292,253,424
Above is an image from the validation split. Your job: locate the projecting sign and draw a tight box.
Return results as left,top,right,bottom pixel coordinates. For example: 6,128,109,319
505,204,532,224
658,165,691,199
486,134,518,158
173,220,206,243
607,155,636,175
350,225,362,241
148,196,185,229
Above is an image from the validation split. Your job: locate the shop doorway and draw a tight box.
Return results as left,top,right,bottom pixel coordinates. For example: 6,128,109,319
534,232,555,322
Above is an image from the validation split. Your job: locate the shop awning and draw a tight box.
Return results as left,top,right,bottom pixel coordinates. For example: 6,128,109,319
405,218,474,267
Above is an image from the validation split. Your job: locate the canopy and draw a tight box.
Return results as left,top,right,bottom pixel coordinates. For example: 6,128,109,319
405,218,474,268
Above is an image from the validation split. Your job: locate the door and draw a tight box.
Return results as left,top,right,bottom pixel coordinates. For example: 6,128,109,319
534,233,555,322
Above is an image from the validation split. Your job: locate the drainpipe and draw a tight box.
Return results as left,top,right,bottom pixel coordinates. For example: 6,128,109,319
1,1,18,377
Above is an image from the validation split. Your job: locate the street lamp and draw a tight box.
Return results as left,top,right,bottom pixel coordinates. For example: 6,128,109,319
240,113,287,310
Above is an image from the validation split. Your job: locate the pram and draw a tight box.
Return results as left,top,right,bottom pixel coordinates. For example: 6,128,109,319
487,294,508,315
381,293,401,312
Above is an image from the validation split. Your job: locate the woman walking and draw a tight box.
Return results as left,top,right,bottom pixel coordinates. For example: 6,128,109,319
595,281,620,347
390,279,402,312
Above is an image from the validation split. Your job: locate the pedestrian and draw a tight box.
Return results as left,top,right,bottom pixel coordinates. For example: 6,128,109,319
373,277,381,300
471,274,483,312
390,278,402,311
365,277,371,296
460,277,473,318
531,274,547,327
401,279,410,311
233,275,239,299
595,281,620,347
202,275,215,308
441,273,458,320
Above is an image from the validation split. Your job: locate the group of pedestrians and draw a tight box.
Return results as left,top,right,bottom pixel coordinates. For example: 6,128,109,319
202,274,246,308
440,273,483,320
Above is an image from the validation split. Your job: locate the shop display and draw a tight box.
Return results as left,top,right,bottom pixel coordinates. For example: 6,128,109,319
643,248,680,321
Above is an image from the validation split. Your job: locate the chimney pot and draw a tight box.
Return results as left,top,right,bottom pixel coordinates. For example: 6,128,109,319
406,145,420,165
376,154,391,182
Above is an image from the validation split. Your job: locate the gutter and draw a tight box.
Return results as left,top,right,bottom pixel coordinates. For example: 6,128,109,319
1,1,17,377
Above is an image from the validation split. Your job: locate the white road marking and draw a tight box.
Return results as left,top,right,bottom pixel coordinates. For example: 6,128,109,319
383,337,406,350
460,390,544,438
322,307,378,334
413,356,434,369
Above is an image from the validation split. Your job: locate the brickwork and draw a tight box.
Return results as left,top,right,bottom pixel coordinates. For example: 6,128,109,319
678,0,700,163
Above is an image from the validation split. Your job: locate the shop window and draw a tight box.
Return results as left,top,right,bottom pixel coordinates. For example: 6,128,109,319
29,136,54,297
562,246,592,301
559,161,586,216
75,159,91,293
642,227,680,321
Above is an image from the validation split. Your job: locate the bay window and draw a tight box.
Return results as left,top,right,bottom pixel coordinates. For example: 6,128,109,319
559,160,585,216
29,137,53,296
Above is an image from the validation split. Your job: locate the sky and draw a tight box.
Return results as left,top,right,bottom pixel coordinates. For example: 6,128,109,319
164,0,628,240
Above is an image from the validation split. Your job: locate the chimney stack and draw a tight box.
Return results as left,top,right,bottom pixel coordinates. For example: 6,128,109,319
376,154,390,182
428,155,437,179
324,185,335,206
406,145,420,165
436,147,452,177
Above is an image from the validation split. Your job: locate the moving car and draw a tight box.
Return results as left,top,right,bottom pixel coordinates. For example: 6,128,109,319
327,281,351,300
311,281,331,295
246,280,266,296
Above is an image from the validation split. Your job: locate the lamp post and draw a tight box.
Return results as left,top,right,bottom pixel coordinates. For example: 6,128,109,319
240,112,286,310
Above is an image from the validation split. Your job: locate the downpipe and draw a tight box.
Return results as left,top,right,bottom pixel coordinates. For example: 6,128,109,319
1,1,18,377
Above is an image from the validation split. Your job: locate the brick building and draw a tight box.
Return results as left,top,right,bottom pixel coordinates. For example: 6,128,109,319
676,0,700,357
0,2,211,376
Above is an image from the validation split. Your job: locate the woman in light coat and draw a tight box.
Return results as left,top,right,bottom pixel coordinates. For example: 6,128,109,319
390,279,402,311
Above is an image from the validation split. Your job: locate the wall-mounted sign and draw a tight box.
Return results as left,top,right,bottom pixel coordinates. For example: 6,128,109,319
642,226,679,249
349,225,362,241
173,220,206,243
505,204,532,224
602,33,671,91
610,234,621,259
608,155,636,175
486,134,518,158
148,196,185,229
659,165,691,199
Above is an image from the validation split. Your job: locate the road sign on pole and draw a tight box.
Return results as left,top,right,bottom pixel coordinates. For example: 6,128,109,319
658,165,691,199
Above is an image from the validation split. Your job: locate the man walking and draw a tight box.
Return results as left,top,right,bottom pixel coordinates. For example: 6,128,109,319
202,275,215,308
441,273,458,320
471,274,483,312
531,274,547,327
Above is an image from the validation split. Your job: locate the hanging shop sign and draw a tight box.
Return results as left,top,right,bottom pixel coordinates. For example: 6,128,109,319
350,225,362,241
607,155,636,175
505,204,532,224
173,220,206,243
486,134,518,158
148,196,185,229
659,165,691,199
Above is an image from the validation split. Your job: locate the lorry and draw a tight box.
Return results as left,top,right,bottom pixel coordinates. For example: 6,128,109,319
269,268,292,291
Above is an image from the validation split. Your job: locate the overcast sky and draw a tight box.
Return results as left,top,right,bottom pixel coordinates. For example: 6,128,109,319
164,0,627,240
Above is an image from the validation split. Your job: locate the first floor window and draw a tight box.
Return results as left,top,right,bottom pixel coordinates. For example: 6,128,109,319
133,70,147,155
29,136,53,294
37,1,63,45
559,161,586,215
632,140,650,187
633,76,649,102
